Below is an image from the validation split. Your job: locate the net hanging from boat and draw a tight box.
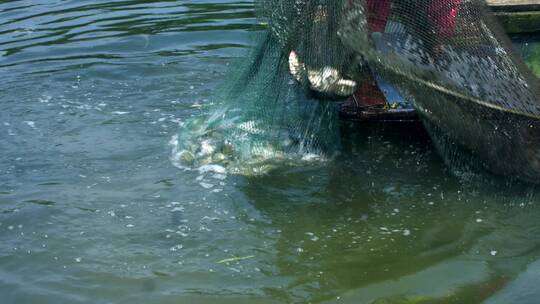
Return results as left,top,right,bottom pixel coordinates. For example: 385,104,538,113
174,0,540,182
336,0,540,182
172,34,344,175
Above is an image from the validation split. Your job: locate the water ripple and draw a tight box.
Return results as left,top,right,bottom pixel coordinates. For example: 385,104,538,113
0,0,256,74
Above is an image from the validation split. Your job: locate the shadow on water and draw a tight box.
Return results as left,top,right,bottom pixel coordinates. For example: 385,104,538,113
235,122,540,303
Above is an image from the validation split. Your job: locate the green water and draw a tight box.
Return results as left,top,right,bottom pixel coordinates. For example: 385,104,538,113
516,36,540,78
2,1,540,303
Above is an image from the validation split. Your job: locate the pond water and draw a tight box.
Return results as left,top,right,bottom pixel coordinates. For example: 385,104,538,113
2,1,540,303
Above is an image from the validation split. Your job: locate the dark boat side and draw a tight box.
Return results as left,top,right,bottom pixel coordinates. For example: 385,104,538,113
490,0,540,34
341,0,540,123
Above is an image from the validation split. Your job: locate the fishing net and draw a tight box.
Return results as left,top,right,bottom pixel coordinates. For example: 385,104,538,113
174,0,540,182
335,0,540,183
171,31,344,175
172,1,364,175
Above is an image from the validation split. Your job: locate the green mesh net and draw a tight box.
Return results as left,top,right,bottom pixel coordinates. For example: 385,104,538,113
171,1,365,175
173,0,540,182
171,31,343,175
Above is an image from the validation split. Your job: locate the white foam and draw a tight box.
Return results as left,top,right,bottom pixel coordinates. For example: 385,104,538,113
23,121,36,129
199,182,214,189
39,95,52,103
198,164,226,175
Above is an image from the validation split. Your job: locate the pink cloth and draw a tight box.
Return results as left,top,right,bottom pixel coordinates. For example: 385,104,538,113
427,0,462,40
364,0,462,38
366,0,392,33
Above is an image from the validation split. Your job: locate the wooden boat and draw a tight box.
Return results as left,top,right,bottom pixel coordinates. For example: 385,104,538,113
341,0,540,123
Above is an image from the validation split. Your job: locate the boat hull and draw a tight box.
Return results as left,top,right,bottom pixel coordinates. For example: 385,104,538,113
391,72,540,183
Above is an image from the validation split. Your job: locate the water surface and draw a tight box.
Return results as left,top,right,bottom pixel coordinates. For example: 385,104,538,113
2,1,540,303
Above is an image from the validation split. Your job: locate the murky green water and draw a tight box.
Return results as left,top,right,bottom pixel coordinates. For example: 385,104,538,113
2,1,540,303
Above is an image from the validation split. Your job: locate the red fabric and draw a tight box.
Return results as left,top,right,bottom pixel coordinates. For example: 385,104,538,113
362,0,462,37
427,0,462,40
366,0,392,33
351,81,387,107
350,0,463,104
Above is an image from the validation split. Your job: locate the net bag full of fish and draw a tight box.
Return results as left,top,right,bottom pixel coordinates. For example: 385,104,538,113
172,1,349,175
173,0,540,183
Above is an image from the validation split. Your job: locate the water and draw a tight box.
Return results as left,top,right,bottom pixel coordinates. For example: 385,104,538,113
1,1,540,303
